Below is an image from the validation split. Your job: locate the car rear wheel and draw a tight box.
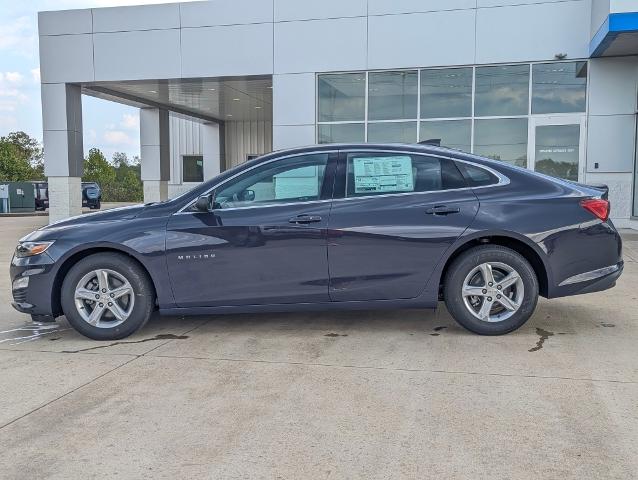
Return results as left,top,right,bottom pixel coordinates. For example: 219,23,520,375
61,252,154,340
443,245,539,335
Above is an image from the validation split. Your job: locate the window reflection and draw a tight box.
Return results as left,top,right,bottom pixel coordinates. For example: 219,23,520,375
535,125,580,181
318,73,365,122
318,123,365,144
532,62,587,114
368,71,418,120
474,118,528,167
420,120,471,153
475,65,529,117
421,68,472,119
368,122,417,143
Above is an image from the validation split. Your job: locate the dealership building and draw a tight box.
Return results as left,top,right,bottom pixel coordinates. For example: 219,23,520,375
38,0,638,226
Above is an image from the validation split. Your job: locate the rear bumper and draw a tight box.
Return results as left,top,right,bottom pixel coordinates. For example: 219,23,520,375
549,260,623,298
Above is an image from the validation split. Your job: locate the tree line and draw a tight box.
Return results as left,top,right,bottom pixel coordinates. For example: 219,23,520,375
0,131,143,202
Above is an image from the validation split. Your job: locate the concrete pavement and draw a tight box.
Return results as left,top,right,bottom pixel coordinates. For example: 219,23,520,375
1,215,637,479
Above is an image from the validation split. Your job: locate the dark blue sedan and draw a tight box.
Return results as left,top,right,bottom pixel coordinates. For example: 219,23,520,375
10,144,623,340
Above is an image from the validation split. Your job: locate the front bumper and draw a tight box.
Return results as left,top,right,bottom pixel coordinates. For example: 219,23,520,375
10,252,60,317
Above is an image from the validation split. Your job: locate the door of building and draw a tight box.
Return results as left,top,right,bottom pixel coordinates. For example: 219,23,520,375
528,115,586,183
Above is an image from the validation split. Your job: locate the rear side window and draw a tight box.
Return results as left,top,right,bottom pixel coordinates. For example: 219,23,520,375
455,162,500,187
345,153,466,197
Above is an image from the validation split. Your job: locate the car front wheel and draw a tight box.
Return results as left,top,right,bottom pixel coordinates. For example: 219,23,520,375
61,252,155,340
443,245,539,335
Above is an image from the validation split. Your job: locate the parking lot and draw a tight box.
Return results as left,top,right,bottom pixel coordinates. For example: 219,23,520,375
1,215,637,479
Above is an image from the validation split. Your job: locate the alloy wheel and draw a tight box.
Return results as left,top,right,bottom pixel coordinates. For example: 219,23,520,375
461,262,524,323
74,268,135,328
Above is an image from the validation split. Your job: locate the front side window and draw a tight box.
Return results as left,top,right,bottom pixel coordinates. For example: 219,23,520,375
345,152,465,197
183,155,204,182
214,153,329,209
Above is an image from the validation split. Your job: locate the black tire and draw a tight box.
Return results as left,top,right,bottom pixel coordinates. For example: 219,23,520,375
443,245,539,335
61,252,155,340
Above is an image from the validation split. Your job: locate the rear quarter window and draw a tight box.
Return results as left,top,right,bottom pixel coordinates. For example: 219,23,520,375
455,162,500,187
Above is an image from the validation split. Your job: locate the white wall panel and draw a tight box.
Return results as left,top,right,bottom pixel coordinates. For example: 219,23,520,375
588,57,638,116
368,10,475,69
181,23,274,77
38,10,92,35
369,0,475,15
39,34,94,83
585,172,633,219
273,124,315,150
94,30,181,81
274,17,367,73
591,0,611,35
587,115,636,173
181,0,273,27
169,116,203,184
275,0,366,21
273,73,316,126
225,120,273,167
92,4,180,32
610,0,638,13
476,1,590,63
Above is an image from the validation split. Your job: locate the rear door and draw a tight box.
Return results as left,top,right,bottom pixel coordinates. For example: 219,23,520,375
327,150,479,302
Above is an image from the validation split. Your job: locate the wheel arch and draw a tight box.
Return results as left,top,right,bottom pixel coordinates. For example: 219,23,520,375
51,245,158,316
437,232,550,298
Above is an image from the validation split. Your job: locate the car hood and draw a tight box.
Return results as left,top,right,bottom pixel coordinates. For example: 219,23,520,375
29,204,148,238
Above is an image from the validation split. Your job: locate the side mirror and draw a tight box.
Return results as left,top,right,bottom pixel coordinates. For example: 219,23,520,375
195,193,215,212
240,189,255,202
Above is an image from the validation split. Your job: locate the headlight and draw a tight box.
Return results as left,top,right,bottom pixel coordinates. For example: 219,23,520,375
15,241,54,258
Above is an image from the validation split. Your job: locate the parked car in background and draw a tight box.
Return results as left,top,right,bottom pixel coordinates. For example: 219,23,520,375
11,144,622,340
31,182,102,211
33,182,49,211
81,182,102,210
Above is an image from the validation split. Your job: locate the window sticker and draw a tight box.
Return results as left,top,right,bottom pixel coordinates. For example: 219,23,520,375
353,156,414,194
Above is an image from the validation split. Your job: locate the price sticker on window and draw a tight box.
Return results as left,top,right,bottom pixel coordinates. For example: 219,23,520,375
353,156,414,194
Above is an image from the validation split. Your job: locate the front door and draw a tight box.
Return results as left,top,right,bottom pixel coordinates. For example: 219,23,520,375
529,115,586,182
166,152,336,307
327,150,479,302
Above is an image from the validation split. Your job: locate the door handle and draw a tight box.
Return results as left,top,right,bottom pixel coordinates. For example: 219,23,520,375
425,205,461,216
289,214,323,224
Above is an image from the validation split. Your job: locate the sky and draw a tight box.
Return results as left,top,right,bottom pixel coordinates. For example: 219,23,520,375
0,0,198,161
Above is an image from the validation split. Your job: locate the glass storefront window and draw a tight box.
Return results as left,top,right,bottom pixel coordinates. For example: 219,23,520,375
532,62,587,114
419,120,471,153
420,67,473,119
474,118,528,167
368,122,417,143
182,155,203,182
318,73,365,122
475,64,529,117
318,123,365,144
368,71,418,120
534,124,580,181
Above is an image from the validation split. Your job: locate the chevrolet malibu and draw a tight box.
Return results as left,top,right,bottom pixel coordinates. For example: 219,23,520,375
10,144,623,340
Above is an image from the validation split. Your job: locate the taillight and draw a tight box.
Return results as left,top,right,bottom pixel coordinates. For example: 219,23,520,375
580,198,609,221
